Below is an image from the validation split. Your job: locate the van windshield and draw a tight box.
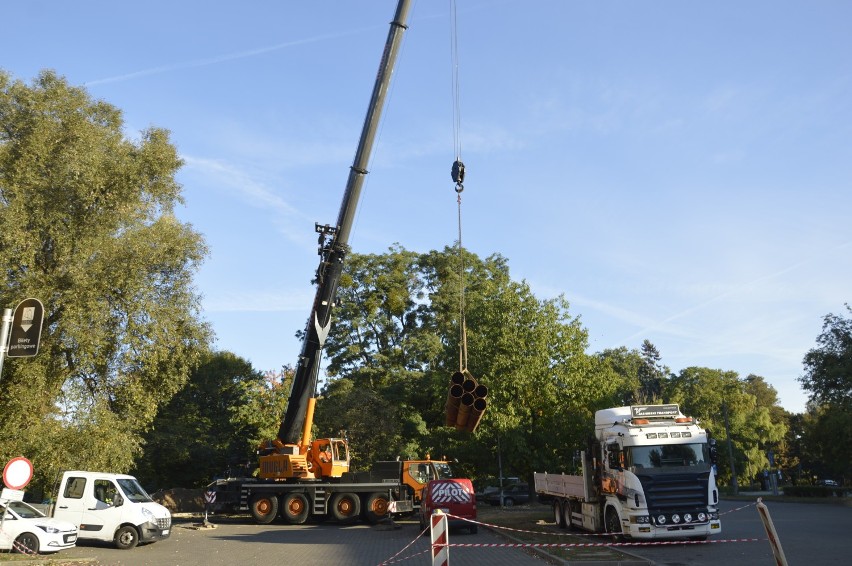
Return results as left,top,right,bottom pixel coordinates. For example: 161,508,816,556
117,478,154,503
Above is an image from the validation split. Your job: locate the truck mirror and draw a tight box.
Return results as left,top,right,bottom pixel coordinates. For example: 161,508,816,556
709,439,718,465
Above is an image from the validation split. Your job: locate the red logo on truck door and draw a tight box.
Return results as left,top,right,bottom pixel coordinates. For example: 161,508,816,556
430,481,471,504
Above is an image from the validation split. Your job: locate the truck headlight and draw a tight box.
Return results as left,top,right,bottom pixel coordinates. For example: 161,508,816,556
697,512,707,522
683,513,693,523
657,514,666,524
671,514,681,524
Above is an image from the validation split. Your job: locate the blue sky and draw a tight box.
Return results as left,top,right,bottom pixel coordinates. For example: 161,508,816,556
4,1,850,413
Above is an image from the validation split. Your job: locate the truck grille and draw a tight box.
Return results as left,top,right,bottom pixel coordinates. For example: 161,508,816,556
636,472,710,511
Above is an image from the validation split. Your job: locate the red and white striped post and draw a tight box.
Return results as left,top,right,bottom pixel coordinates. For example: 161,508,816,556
756,498,788,566
430,510,449,566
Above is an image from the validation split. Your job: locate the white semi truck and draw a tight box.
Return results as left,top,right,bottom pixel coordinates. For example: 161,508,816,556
534,404,721,541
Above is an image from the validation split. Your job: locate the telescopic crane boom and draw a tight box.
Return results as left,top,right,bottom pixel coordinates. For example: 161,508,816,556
259,0,413,481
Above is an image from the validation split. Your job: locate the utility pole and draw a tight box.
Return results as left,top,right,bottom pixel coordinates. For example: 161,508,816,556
723,403,739,495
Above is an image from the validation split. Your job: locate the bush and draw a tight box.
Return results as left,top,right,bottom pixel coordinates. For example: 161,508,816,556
782,485,849,498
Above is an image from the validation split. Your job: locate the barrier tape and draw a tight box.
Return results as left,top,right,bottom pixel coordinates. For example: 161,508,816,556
445,538,763,548
377,525,430,565
377,503,765,565
720,501,757,515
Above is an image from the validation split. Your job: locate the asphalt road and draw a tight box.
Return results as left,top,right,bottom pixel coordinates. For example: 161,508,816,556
51,515,558,566
22,497,851,565
624,497,851,565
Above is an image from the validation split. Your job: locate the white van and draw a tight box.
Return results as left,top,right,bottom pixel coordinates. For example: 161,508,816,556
50,471,171,549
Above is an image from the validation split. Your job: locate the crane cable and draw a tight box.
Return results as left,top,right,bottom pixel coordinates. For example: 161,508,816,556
449,0,468,373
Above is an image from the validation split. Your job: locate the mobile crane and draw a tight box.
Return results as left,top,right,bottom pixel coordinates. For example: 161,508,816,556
209,0,454,525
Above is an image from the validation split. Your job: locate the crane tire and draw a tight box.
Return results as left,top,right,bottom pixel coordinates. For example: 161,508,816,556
331,492,361,524
250,493,279,524
363,492,391,524
281,492,310,525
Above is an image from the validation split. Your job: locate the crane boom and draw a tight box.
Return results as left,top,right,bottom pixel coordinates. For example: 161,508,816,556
277,0,413,448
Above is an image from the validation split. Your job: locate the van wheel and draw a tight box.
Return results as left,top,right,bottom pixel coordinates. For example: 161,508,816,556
114,525,139,550
363,492,390,524
250,493,279,524
14,532,39,554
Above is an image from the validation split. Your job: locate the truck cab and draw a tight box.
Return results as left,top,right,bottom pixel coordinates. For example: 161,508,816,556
596,405,721,539
402,459,454,506
50,471,171,549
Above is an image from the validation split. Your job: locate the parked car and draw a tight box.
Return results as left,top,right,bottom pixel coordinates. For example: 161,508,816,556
474,476,520,502
816,479,838,487
486,483,530,507
0,499,78,554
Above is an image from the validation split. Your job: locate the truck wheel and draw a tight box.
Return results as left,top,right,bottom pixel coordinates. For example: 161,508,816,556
281,492,310,525
114,525,139,550
363,492,390,524
553,500,566,528
562,500,577,531
331,492,361,524
13,532,39,554
604,507,623,542
250,493,279,524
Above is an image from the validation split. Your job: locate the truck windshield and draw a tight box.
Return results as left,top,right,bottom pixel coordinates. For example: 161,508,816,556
117,478,154,503
626,443,710,472
435,463,454,479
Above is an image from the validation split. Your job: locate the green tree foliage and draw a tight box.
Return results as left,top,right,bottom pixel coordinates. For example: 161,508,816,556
0,70,210,494
132,353,291,489
796,305,852,484
315,244,615,482
665,368,787,486
799,305,852,408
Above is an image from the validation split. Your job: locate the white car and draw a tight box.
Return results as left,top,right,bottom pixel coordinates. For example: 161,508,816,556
0,500,78,554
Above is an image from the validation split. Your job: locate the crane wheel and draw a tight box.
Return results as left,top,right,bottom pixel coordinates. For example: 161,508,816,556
282,492,310,525
250,494,279,524
363,492,391,524
331,492,361,524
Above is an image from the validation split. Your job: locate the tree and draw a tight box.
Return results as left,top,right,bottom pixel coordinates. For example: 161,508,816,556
637,340,666,403
799,305,852,408
132,353,291,490
796,305,852,484
665,367,787,486
315,245,615,483
0,70,210,494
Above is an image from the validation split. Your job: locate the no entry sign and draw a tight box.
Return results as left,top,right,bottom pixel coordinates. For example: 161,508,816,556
3,456,34,490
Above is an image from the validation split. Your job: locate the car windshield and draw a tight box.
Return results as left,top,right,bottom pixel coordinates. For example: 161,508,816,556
626,443,711,472
1,500,45,519
117,478,154,503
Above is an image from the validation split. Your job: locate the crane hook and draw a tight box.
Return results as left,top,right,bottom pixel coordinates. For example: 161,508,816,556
452,159,465,193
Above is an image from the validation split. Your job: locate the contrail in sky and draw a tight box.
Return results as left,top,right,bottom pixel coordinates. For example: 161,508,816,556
619,240,852,346
84,26,379,87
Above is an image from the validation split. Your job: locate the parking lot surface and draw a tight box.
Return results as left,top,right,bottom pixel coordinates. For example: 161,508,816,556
53,515,559,566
